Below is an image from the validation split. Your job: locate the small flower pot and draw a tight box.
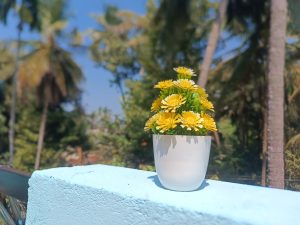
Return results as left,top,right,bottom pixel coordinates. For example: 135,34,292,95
153,134,211,191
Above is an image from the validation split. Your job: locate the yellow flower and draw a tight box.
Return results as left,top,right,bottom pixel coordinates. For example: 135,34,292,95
196,87,208,98
174,79,197,91
174,66,196,77
151,97,162,112
201,113,217,132
200,97,214,111
144,113,160,131
156,112,180,133
161,94,186,112
180,111,203,131
154,80,174,89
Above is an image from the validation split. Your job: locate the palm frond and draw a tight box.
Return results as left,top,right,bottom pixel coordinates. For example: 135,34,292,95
0,0,16,25
19,41,83,106
0,45,15,81
18,46,50,93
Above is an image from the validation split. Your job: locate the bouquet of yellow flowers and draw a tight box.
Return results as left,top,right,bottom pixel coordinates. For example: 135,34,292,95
144,66,217,135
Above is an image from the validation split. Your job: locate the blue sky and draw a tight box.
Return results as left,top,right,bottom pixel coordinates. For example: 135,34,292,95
0,0,147,115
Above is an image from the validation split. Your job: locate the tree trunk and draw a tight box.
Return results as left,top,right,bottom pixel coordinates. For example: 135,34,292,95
197,0,228,147
266,0,287,189
261,111,267,186
8,21,23,166
34,100,49,170
118,81,126,104
197,0,228,87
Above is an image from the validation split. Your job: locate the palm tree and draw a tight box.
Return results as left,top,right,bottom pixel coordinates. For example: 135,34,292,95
0,0,39,166
266,0,287,188
18,0,83,170
197,0,228,87
207,0,271,179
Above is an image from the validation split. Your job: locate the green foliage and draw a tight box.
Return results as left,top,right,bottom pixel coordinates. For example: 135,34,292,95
89,5,144,88
122,87,153,166
0,45,15,81
0,108,7,136
285,57,300,190
13,107,39,171
288,0,300,32
0,0,39,30
285,134,300,190
209,117,241,175
46,108,91,150
0,106,8,162
12,105,90,172
14,107,53,172
87,108,130,166
0,0,16,25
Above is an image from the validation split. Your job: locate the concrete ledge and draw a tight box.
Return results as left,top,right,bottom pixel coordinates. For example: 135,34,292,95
26,164,300,225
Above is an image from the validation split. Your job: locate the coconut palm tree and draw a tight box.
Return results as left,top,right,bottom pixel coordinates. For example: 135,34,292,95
266,0,287,188
18,0,83,170
0,0,39,166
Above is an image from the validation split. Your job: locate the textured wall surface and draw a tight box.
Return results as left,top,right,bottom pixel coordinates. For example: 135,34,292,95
26,164,300,225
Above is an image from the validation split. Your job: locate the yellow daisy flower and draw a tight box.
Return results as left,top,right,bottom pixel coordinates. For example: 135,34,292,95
200,97,214,111
196,87,208,98
201,113,217,132
174,79,197,91
174,66,196,77
180,111,203,131
161,94,186,112
156,112,180,133
144,113,160,131
151,97,162,112
154,80,174,89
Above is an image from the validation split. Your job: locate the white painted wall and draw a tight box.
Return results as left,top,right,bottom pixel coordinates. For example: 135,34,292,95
26,165,300,225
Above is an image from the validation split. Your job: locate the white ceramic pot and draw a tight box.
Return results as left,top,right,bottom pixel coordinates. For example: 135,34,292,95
153,134,211,191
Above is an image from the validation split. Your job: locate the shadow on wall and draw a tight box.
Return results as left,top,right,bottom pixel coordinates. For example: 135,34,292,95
147,175,210,191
